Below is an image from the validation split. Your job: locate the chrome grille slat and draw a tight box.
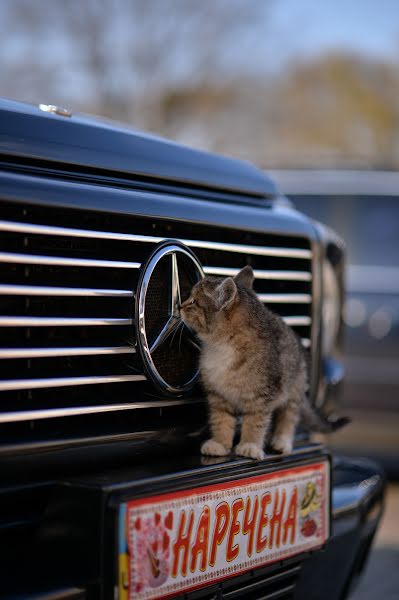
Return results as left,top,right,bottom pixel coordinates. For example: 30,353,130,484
0,346,135,359
0,316,132,326
0,251,140,269
204,266,312,281
0,218,162,243
283,316,312,326
258,293,311,303
0,284,133,297
0,219,312,259
0,206,313,433
0,398,202,423
187,239,311,258
0,374,146,392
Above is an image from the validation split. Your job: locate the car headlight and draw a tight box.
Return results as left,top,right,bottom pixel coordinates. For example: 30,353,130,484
322,258,341,355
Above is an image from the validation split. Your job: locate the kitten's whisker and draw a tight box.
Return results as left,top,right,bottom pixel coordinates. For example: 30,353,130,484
178,321,185,354
156,317,181,349
172,320,183,351
123,362,141,374
169,318,183,348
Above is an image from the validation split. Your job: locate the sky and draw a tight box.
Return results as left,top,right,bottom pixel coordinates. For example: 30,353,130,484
273,0,399,66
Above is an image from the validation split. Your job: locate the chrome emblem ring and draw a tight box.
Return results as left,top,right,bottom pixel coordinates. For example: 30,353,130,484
136,241,204,396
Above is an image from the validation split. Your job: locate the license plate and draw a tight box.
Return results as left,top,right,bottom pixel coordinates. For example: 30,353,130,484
118,461,329,600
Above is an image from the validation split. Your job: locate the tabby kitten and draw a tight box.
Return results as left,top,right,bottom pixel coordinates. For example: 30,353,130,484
180,266,347,460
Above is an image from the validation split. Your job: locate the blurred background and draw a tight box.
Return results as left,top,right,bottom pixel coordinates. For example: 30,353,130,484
1,1,398,596
2,0,399,168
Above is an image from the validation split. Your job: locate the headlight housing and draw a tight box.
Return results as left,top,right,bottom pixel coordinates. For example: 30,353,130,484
322,257,341,355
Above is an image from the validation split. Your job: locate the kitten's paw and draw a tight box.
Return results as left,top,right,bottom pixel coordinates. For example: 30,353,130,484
271,434,293,454
201,439,230,457
235,442,265,461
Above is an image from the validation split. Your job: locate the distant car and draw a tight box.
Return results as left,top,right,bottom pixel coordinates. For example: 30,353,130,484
270,169,399,473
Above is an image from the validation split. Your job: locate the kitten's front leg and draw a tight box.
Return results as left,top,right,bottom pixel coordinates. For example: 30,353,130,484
201,395,236,457
271,398,300,454
235,409,272,461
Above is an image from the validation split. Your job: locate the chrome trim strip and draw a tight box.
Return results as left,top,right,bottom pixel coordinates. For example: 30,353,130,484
203,266,312,281
0,220,312,259
187,239,311,258
0,251,140,270
258,293,311,303
0,219,162,243
0,346,135,359
0,284,133,297
283,316,312,326
0,398,202,423
310,239,321,404
0,317,132,327
0,373,146,392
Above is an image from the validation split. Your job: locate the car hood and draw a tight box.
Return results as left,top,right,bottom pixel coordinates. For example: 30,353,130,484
0,98,278,199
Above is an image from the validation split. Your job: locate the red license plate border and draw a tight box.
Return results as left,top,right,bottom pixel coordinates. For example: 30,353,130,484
116,457,331,600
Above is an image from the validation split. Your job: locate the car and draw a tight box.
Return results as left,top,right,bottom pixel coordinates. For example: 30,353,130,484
269,169,399,477
0,100,384,600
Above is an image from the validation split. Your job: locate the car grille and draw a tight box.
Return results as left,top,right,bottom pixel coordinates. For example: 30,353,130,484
0,200,313,449
185,557,303,599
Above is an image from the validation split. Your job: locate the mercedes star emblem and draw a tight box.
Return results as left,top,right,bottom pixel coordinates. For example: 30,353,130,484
136,241,204,395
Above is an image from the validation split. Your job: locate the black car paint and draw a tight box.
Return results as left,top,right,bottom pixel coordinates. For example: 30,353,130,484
0,98,277,198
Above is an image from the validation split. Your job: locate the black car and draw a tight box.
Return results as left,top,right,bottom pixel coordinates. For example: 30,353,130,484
0,100,384,600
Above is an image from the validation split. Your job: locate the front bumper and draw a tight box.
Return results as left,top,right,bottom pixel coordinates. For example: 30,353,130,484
295,455,385,600
2,447,384,600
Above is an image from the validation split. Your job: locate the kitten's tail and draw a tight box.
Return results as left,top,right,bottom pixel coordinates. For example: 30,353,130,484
301,396,350,433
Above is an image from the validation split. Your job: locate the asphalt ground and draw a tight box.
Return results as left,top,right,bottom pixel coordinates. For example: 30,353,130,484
350,484,399,600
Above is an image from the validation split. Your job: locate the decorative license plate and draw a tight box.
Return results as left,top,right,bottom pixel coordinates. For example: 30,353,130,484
118,461,329,600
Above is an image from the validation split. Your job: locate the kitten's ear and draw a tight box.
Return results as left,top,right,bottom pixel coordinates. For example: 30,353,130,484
216,277,237,310
234,265,254,289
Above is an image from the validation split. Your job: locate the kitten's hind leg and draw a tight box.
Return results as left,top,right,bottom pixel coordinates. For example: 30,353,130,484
271,397,300,454
235,409,272,461
201,395,236,457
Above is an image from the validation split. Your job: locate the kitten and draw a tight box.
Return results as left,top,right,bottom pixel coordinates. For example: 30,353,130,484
180,265,347,460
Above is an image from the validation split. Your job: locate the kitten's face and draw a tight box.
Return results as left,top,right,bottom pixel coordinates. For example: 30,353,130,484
180,266,255,339
180,277,236,338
